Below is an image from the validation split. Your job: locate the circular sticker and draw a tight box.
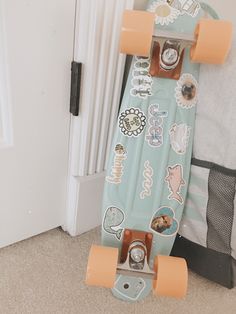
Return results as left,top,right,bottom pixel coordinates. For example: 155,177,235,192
148,0,179,26
175,73,198,109
119,108,146,137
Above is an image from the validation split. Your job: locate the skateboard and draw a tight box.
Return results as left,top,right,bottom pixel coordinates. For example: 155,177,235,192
86,0,232,302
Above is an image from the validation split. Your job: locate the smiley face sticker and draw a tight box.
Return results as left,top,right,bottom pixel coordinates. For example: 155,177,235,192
119,108,146,137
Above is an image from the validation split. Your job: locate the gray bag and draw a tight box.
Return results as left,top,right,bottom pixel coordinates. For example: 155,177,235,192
171,38,236,288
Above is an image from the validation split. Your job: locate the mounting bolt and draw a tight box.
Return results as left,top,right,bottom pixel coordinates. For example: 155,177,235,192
130,246,145,263
162,48,178,66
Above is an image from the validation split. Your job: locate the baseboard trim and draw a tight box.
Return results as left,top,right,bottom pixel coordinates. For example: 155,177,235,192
64,172,105,236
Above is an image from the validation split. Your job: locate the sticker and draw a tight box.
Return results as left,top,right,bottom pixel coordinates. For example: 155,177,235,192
148,1,200,25
169,123,191,154
106,144,126,184
148,0,179,25
103,206,125,240
150,206,179,236
113,276,146,301
145,104,168,147
119,108,146,137
168,0,201,17
130,57,153,99
165,164,186,204
175,73,198,109
140,160,154,199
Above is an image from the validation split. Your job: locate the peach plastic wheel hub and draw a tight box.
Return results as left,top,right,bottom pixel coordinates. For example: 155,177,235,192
120,10,155,57
191,19,233,64
86,245,119,288
153,255,188,298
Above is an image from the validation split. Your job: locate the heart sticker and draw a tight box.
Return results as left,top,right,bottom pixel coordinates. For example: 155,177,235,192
150,206,179,236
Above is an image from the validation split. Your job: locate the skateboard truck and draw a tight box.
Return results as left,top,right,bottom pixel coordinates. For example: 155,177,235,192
86,229,188,298
121,10,233,80
117,229,155,280
150,30,196,79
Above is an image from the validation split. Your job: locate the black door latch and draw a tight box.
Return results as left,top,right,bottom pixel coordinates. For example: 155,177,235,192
70,61,82,116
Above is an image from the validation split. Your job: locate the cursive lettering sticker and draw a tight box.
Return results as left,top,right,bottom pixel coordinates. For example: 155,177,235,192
145,104,168,147
140,160,154,199
106,144,127,184
119,108,146,137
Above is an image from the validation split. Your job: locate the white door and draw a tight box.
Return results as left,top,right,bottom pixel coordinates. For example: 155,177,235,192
0,0,75,248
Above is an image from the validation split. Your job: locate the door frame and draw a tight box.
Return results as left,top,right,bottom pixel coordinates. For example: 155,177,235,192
64,0,134,236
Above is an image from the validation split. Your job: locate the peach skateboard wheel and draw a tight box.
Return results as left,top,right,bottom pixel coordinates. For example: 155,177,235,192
120,10,155,57
191,19,233,64
153,255,188,298
85,245,119,288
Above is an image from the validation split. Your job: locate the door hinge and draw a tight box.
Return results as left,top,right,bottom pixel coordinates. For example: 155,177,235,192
70,61,82,116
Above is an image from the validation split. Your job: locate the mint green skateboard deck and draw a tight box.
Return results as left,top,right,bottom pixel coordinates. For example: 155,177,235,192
86,0,232,303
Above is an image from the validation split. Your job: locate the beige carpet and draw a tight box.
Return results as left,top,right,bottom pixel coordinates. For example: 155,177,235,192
0,228,235,314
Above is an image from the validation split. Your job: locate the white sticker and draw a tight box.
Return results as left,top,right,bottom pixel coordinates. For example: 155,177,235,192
103,206,125,240
130,57,153,99
169,123,191,154
145,104,168,147
170,0,201,17
148,0,180,25
148,0,201,25
119,108,146,137
140,160,154,199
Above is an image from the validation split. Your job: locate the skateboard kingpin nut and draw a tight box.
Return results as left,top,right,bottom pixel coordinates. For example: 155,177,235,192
160,40,180,70
129,241,146,263
150,30,196,78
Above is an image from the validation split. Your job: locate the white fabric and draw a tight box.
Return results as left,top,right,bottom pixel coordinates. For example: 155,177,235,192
190,36,236,254
179,165,209,247
193,37,236,170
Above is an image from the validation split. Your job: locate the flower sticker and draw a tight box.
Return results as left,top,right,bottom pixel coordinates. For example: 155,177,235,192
175,73,198,109
119,108,146,137
148,0,180,25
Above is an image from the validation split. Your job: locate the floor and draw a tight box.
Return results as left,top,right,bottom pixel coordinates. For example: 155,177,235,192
0,228,235,314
